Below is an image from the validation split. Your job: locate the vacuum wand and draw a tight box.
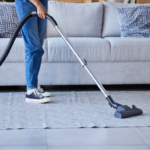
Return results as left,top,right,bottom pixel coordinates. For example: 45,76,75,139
0,11,143,118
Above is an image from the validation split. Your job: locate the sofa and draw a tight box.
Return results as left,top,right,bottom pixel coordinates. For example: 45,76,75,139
0,1,150,86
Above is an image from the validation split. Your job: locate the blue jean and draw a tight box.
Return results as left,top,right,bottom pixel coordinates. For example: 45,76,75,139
15,0,48,89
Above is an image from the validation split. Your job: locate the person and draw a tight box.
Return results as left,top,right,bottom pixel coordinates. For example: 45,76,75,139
15,0,50,104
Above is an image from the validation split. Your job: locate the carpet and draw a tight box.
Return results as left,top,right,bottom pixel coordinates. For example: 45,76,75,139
0,91,149,129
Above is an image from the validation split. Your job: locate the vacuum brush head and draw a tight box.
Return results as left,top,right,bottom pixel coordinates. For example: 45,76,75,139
114,105,143,118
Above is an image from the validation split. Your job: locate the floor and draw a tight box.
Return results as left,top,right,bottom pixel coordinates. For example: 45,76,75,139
0,85,150,150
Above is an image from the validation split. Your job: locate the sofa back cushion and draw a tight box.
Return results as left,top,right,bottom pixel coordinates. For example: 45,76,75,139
47,1,103,38
102,2,150,38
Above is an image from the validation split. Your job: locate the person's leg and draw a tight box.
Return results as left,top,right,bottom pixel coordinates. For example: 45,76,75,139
35,0,48,80
34,0,51,97
38,0,48,46
15,0,50,103
15,0,44,90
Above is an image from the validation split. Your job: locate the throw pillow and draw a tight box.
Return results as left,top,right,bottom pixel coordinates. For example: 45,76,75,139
116,6,150,38
0,4,22,38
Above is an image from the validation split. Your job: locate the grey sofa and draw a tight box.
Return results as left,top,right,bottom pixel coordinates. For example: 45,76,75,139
0,1,150,86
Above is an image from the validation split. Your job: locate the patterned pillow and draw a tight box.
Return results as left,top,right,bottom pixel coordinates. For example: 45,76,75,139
0,4,22,38
116,6,150,38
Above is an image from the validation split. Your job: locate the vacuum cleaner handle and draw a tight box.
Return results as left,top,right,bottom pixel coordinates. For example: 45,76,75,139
0,11,57,66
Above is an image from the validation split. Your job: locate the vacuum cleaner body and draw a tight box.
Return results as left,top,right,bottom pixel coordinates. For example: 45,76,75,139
0,11,143,118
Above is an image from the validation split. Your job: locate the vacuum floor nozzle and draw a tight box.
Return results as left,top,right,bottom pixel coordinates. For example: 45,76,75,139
114,105,143,118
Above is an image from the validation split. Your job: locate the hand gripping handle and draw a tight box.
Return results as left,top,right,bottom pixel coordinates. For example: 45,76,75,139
0,11,57,66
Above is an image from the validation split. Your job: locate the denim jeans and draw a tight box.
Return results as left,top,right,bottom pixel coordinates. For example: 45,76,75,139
15,0,48,89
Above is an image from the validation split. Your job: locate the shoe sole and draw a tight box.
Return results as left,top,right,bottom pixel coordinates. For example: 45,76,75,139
42,93,51,97
26,98,50,104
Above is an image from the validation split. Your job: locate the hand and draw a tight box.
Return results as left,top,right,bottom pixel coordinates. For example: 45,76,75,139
36,2,47,19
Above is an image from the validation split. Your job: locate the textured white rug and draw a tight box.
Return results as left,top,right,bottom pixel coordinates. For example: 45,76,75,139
0,91,149,129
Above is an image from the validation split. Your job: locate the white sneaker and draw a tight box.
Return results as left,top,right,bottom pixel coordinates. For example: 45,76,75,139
36,85,51,97
25,89,50,104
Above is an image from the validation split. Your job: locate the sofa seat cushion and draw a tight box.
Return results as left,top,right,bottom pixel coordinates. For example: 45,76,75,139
47,37,111,62
105,37,150,62
0,38,48,63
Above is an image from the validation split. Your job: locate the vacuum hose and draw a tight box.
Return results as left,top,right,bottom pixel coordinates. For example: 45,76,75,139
0,11,57,66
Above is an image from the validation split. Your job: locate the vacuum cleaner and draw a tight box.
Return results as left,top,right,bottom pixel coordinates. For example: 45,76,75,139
0,11,143,118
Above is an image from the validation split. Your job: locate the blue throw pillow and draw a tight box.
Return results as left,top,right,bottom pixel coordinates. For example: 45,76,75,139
116,6,150,38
